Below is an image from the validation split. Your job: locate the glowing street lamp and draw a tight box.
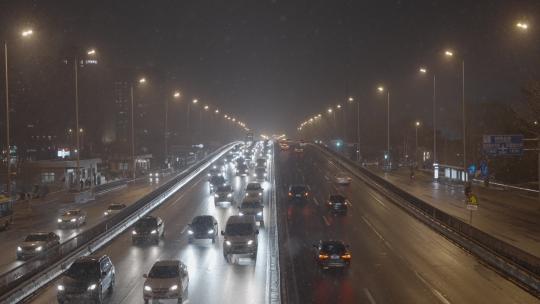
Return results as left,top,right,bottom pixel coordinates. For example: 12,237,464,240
204,105,209,110
443,49,467,174
173,91,181,98
377,85,390,157
4,27,35,196
21,29,33,37
419,67,427,73
215,109,219,114
516,22,529,30
139,77,146,84
327,108,333,114
87,49,96,56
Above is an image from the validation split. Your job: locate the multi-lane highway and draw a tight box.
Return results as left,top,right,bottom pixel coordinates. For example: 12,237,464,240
277,146,538,304
26,143,274,304
0,173,176,276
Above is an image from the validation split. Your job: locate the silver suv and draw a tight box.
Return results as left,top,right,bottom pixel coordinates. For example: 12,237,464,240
57,255,115,304
221,215,259,262
143,260,189,304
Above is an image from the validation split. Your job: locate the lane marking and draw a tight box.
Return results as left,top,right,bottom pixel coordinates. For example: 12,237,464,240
361,216,393,251
313,197,320,206
324,175,330,181
368,192,387,208
364,288,377,304
322,215,331,226
415,271,452,304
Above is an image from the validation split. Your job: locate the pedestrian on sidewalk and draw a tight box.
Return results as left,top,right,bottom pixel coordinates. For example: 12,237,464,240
464,181,472,197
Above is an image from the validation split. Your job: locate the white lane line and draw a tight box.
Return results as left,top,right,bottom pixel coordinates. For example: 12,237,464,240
364,288,377,304
361,216,393,251
313,197,320,206
324,175,330,181
322,215,331,226
415,271,452,304
180,225,188,234
368,192,387,208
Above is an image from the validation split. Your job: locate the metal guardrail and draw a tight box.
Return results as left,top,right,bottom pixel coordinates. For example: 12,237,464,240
315,144,540,296
0,142,239,304
265,143,281,304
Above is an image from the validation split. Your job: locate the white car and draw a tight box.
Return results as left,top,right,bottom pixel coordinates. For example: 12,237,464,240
57,209,87,228
143,260,189,304
334,172,352,185
104,203,127,216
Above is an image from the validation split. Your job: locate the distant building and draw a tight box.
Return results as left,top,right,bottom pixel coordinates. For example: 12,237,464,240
113,81,130,147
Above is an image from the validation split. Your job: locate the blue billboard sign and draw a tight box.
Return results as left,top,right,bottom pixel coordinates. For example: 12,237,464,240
482,135,523,157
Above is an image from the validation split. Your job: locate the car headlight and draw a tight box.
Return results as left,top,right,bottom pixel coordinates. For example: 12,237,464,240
238,212,244,216
253,174,257,177
257,211,263,216
35,246,42,252
132,230,137,235
57,285,65,291
208,229,214,234
207,173,211,177
17,246,22,252
247,240,253,245
225,240,231,246
264,173,267,177
169,284,178,291
144,285,152,292
150,229,157,234
259,192,262,196
214,194,219,198
87,284,97,291
187,230,193,235
227,193,232,197
57,218,62,223
70,218,77,222
103,212,109,216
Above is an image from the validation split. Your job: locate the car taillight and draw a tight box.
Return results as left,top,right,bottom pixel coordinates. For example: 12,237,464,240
305,192,308,196
318,254,329,260
341,253,351,260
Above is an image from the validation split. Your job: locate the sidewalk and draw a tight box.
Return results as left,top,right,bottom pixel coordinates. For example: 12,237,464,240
366,166,540,257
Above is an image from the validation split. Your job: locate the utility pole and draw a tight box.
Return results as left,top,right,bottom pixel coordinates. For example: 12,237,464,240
4,42,10,197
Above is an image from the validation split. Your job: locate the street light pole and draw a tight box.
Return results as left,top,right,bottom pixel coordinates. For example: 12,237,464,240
415,121,421,166
462,60,467,177
130,84,135,179
386,91,390,155
433,74,437,165
4,42,10,196
74,57,81,183
164,97,169,164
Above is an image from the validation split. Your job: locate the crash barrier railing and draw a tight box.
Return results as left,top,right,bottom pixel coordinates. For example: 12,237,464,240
314,144,540,295
265,143,281,304
0,142,239,304
93,178,128,194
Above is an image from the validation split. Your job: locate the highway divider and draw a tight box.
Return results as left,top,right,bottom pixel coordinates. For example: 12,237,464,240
313,144,540,297
0,142,240,304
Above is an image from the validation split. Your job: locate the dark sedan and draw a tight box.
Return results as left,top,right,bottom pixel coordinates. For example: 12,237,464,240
313,240,351,269
326,194,350,214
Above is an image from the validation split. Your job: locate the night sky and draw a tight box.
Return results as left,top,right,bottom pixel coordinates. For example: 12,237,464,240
1,0,540,140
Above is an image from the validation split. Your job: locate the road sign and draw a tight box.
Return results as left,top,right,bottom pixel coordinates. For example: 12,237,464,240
482,135,523,156
466,204,478,210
